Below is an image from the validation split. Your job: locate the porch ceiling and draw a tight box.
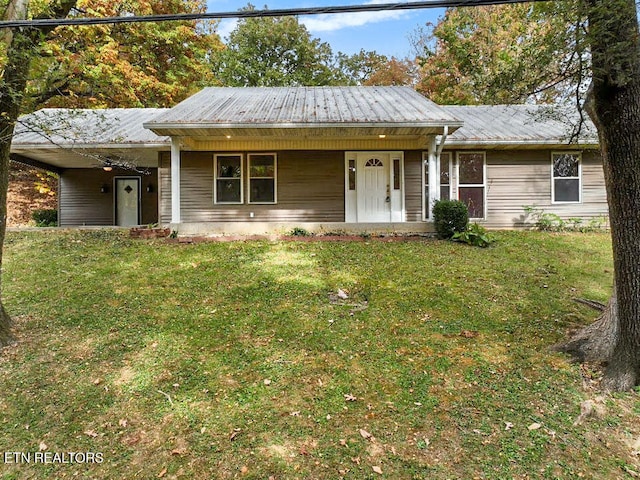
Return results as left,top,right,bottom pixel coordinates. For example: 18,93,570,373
10,145,164,169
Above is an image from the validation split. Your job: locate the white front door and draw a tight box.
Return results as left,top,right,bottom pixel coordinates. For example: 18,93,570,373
115,178,140,226
356,153,391,222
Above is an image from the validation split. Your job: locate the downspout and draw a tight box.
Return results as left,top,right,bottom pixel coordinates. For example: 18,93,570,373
436,125,449,158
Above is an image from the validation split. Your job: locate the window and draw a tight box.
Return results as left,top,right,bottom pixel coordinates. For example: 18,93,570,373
552,152,581,203
348,159,356,190
457,152,486,219
365,158,384,167
440,152,451,201
393,158,401,190
214,154,242,204
248,153,277,203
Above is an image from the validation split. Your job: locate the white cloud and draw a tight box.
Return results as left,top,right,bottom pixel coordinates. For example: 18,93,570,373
301,0,411,33
216,18,238,40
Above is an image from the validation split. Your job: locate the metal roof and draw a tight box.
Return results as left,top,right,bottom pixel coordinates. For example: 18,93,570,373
443,104,598,147
11,108,170,169
143,86,463,137
13,108,170,146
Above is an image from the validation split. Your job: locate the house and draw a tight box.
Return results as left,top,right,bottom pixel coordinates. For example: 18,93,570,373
10,86,608,233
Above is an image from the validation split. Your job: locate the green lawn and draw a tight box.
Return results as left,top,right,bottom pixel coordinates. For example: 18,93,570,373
1,230,638,479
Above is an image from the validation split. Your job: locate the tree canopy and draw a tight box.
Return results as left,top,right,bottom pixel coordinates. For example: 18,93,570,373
414,2,584,104
211,5,339,87
25,0,223,110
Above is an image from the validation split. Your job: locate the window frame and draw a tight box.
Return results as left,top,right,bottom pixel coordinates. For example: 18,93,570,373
551,151,582,204
248,153,278,204
213,153,244,205
456,151,487,220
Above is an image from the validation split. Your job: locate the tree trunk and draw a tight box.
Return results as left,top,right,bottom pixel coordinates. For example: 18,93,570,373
0,0,31,348
554,286,618,364
0,0,77,347
566,0,640,390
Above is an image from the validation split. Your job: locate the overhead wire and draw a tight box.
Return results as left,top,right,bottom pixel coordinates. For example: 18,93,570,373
0,0,552,28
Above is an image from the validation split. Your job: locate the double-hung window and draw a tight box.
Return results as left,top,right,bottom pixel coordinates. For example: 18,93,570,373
552,152,581,203
457,152,486,219
214,154,243,204
248,153,277,204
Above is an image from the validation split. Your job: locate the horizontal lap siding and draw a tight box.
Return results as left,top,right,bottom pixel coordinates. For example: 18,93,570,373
404,151,423,222
480,150,608,229
160,151,344,223
60,168,159,226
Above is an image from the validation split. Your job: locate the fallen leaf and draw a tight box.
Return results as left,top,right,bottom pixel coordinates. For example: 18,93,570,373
39,441,47,451
504,422,514,431
359,429,372,440
240,466,249,474
339,439,347,446
351,457,361,465
299,446,309,456
84,430,98,437
200,427,206,434
528,423,542,431
119,419,128,428
93,378,102,385
337,288,349,299
171,447,187,456
372,465,383,474
157,467,167,478
263,379,272,386
344,393,357,402
230,428,241,441
290,411,300,417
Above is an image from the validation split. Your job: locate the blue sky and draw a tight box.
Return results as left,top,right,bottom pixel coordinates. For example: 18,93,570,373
206,0,445,58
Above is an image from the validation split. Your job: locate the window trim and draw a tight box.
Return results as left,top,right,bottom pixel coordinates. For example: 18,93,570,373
456,151,487,220
551,151,582,204
214,153,244,205
248,153,278,204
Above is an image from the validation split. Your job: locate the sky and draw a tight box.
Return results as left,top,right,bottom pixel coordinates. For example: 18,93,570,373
206,0,445,58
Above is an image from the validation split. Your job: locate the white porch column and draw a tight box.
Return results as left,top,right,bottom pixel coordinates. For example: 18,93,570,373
170,137,181,224
427,135,439,220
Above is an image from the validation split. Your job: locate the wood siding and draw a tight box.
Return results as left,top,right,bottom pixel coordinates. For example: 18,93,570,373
59,168,158,226
159,151,344,224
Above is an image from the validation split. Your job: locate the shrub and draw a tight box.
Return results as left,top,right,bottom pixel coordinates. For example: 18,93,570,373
289,227,311,237
32,209,57,227
452,223,494,248
432,200,468,239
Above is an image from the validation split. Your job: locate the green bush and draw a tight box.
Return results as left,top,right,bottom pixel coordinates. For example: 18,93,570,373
32,209,57,227
432,200,468,239
452,223,494,248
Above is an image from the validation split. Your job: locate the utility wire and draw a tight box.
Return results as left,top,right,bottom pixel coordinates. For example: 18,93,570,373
1,0,551,28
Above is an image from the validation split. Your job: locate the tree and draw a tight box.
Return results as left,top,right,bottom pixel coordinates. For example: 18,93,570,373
563,0,640,391
336,49,417,87
211,4,339,87
24,0,222,109
1,0,78,346
413,3,584,104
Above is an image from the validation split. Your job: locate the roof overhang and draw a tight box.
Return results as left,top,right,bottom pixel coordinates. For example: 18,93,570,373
143,122,462,139
445,139,600,150
10,143,168,170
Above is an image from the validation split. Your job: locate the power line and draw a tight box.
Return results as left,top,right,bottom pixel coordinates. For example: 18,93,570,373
1,0,551,28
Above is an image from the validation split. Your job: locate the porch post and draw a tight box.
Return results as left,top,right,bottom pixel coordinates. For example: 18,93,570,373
427,135,439,219
170,137,181,224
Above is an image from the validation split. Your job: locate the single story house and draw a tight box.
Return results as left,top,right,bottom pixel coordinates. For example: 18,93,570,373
10,86,607,234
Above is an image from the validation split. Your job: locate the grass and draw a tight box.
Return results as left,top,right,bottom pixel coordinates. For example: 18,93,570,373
0,229,638,479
